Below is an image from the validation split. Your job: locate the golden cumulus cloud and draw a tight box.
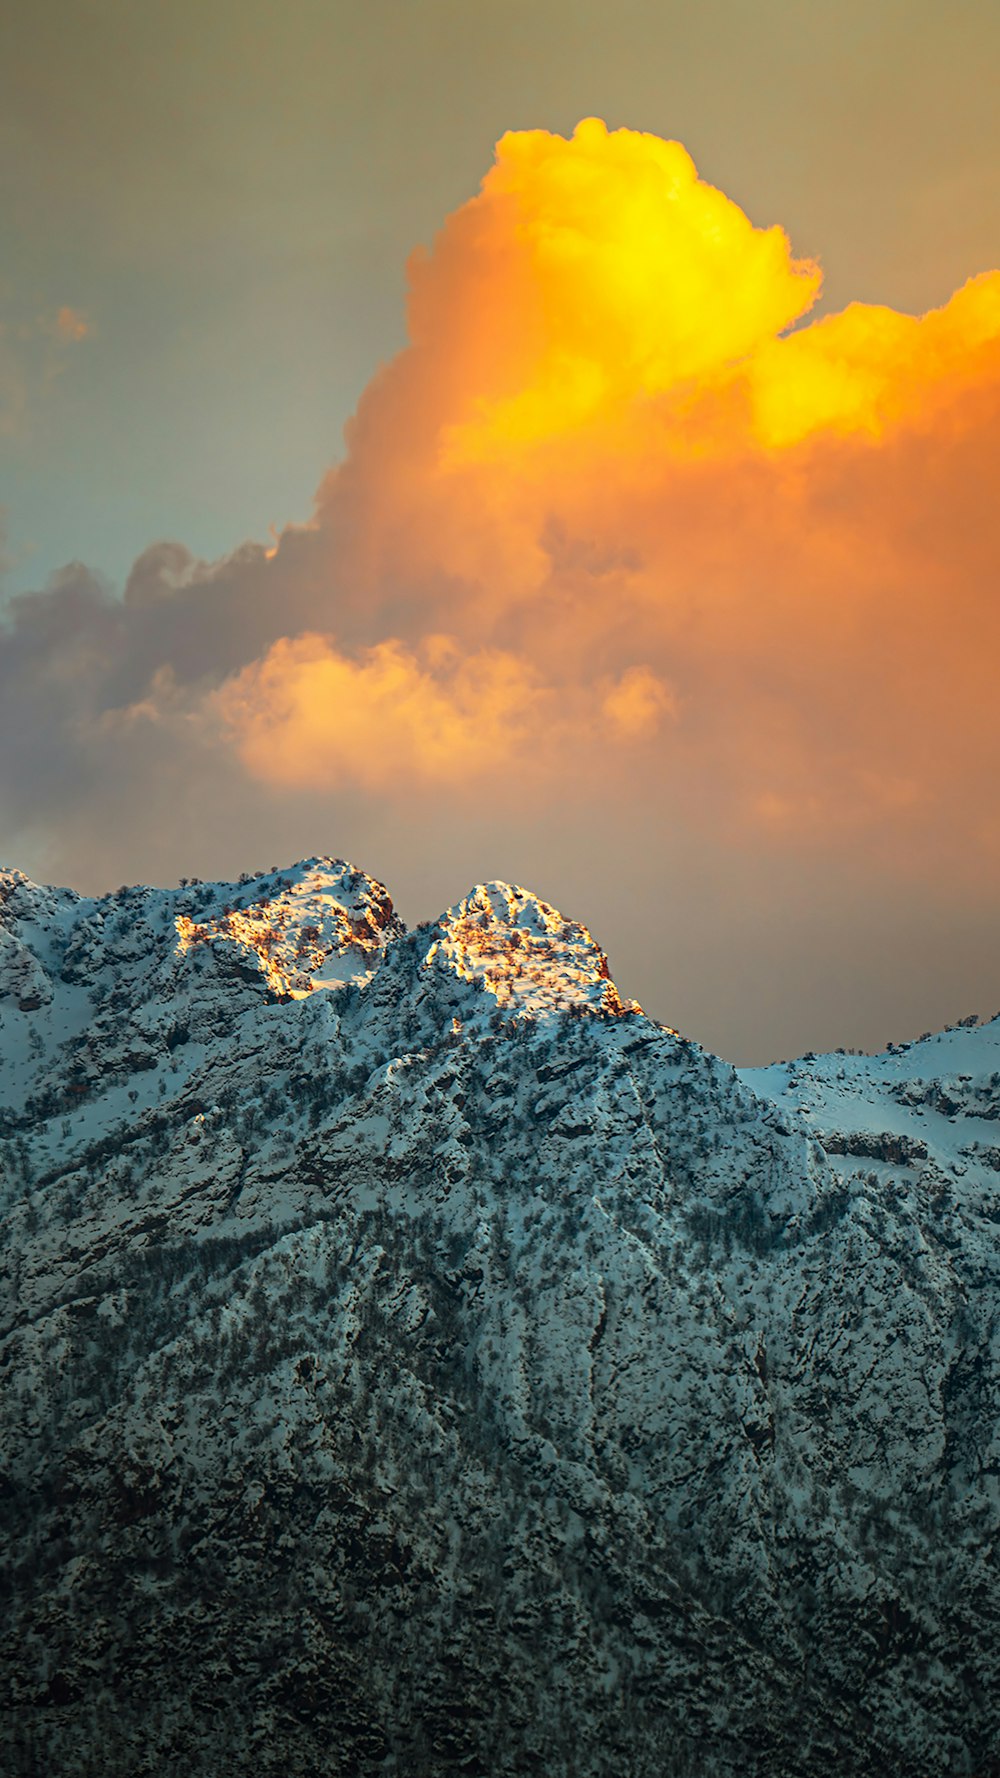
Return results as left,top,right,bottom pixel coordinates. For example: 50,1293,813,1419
87,120,1000,878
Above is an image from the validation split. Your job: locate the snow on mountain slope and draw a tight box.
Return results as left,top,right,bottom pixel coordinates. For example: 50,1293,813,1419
174,857,403,998
421,881,642,1020
1,859,998,1777
742,1017,1000,1208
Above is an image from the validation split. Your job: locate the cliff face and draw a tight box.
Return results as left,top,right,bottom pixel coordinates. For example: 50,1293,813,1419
2,859,998,1777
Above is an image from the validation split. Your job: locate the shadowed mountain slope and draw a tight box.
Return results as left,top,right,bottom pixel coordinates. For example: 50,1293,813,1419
2,860,998,1776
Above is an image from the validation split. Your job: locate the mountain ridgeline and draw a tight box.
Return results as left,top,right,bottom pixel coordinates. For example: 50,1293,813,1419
1,858,998,1776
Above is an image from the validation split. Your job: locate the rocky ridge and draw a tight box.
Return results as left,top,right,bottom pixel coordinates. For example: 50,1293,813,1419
1,857,998,1776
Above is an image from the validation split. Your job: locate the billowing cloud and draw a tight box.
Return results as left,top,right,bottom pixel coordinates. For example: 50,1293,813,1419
292,118,998,862
1,119,999,1052
210,636,678,793
215,634,547,792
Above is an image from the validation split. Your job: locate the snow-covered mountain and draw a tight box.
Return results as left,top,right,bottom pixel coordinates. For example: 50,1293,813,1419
2,858,998,1776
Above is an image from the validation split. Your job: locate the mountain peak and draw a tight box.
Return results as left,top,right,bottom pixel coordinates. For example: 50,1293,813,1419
421,880,641,1020
173,856,403,998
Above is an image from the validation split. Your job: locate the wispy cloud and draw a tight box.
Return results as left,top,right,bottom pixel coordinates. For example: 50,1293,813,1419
51,305,90,343
0,299,91,434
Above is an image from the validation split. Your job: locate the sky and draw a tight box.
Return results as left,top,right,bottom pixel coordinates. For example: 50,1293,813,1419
1,0,999,1062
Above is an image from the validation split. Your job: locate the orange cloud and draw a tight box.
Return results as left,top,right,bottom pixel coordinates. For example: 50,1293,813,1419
214,634,545,792
431,116,822,468
254,116,995,876
602,666,678,740
212,632,678,794
88,118,994,887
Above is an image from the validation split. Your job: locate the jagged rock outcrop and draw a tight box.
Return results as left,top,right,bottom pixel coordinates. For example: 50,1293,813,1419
1,858,998,1776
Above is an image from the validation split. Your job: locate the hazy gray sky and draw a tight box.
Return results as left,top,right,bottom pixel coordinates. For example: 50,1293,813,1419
2,1,999,1061
4,0,998,589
